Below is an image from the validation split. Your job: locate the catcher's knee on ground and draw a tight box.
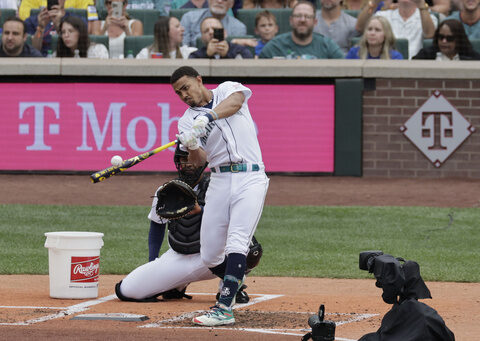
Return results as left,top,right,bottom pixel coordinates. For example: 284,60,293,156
115,281,158,302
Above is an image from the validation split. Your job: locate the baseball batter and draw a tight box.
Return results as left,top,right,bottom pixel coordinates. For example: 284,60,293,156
172,66,269,326
115,146,262,302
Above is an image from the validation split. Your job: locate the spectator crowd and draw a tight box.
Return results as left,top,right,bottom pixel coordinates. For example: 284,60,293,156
1,0,480,60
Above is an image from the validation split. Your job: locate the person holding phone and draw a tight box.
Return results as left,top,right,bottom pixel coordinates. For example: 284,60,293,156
180,0,247,47
188,16,253,58
24,0,89,56
93,0,143,58
19,0,98,33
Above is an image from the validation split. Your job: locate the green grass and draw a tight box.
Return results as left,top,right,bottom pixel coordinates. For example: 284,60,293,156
0,204,478,282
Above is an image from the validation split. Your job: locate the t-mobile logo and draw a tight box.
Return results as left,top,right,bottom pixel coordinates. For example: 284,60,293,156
19,102,60,151
421,112,453,151
401,91,475,168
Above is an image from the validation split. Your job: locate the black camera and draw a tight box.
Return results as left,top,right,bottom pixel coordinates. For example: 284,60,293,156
359,250,431,304
301,304,335,341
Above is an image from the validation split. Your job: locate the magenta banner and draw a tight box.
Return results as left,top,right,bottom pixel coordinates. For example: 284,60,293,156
0,83,334,172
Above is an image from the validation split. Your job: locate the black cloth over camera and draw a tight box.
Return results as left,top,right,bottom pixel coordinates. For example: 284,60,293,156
358,251,455,341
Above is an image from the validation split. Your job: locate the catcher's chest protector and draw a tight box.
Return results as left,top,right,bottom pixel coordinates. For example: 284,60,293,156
168,176,210,254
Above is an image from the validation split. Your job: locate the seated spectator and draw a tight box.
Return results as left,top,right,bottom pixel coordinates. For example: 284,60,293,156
25,0,88,56
231,9,279,57
189,16,253,58
94,0,143,58
356,0,437,58
314,0,361,54
55,16,109,58
0,16,43,57
126,0,170,16
259,1,344,58
413,18,480,59
180,0,246,47
136,16,197,58
19,0,99,34
446,0,480,39
346,15,403,58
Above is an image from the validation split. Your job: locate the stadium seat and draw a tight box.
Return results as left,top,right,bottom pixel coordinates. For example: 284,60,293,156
124,35,154,56
89,35,109,50
30,8,88,21
236,8,293,36
422,38,433,50
0,8,16,25
350,36,409,59
169,8,199,21
470,39,480,54
127,9,161,35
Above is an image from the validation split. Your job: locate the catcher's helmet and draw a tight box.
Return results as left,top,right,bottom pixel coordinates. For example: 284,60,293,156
174,145,207,187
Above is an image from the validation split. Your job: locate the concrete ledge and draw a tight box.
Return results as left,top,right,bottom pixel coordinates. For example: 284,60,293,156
362,59,480,79
1,58,480,79
59,59,210,77
0,58,61,75
208,59,364,78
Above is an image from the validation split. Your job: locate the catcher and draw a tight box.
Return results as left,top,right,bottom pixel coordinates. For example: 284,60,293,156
115,145,262,302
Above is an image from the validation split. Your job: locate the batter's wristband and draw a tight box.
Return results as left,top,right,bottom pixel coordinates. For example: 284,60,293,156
211,109,219,120
204,113,214,122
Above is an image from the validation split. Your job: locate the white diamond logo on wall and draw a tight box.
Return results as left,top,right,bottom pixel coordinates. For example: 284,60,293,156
400,90,475,168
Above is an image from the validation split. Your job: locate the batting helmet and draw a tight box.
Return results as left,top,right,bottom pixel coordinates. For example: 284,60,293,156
174,145,207,187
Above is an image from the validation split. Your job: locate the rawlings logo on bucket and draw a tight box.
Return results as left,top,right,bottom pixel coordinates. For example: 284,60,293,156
71,256,100,282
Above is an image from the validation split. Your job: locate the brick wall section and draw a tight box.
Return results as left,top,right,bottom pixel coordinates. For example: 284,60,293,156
362,79,480,178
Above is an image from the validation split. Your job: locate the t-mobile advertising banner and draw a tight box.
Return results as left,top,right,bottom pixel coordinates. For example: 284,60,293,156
0,83,334,172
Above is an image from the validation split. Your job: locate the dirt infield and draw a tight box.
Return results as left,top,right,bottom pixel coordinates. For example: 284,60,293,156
1,174,480,340
2,173,480,207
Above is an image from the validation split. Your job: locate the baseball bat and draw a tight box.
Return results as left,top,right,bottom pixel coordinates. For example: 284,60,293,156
90,140,178,183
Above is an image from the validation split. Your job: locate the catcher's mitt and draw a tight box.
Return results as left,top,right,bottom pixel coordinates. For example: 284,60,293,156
155,180,197,219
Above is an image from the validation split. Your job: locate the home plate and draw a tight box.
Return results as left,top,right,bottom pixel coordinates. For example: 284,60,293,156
71,313,149,322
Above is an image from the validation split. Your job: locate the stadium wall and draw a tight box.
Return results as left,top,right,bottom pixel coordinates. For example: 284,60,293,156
1,59,479,178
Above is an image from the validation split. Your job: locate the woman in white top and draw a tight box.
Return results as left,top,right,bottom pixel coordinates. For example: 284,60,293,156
136,16,197,59
95,0,143,58
56,16,109,58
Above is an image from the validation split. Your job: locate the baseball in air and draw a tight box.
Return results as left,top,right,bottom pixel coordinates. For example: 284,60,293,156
111,155,123,167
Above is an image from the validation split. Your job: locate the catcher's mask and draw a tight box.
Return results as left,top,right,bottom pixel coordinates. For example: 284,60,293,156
174,145,206,187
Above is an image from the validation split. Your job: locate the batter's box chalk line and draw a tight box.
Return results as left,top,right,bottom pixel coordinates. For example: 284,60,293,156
0,294,118,326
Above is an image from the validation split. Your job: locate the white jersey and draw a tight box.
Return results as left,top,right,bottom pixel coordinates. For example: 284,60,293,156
177,81,263,169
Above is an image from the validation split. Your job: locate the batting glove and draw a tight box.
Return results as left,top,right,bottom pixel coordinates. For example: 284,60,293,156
176,131,199,150
192,115,210,137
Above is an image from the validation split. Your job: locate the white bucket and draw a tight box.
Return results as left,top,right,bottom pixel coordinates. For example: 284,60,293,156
44,231,104,299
